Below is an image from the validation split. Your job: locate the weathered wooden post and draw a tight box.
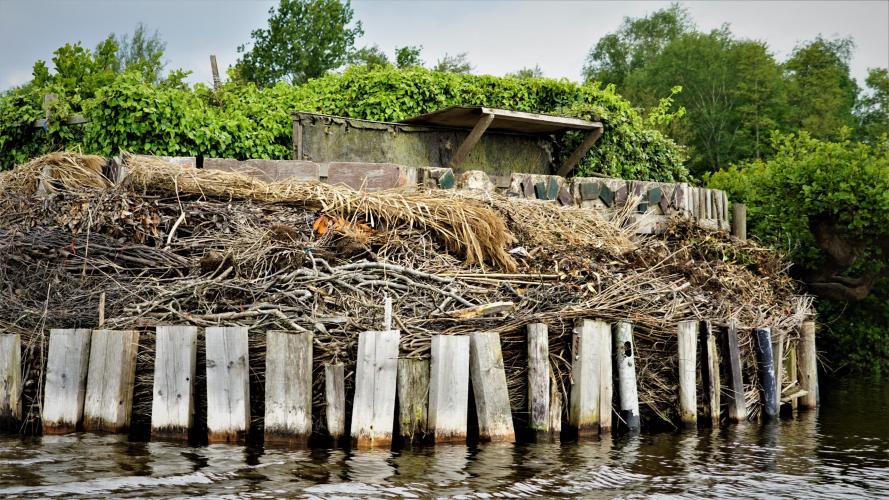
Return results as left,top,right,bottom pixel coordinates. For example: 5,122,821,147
699,321,720,427
0,334,21,429
732,203,747,240
798,320,819,409
428,334,470,443
785,340,799,412
324,363,346,441
721,321,747,423
264,331,313,445
469,331,515,443
83,329,140,433
677,320,697,428
351,330,399,448
754,327,778,420
614,321,640,433
527,323,555,438
43,329,92,434
396,358,429,444
771,328,784,415
205,326,250,443
151,325,198,440
569,319,609,437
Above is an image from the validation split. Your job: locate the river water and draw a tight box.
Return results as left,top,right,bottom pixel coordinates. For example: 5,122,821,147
1,380,886,498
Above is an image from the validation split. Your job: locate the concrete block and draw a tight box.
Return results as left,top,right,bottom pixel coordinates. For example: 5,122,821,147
326,162,417,192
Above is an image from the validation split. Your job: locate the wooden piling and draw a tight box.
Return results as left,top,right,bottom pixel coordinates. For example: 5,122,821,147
205,326,250,443
798,320,818,409
469,331,515,443
721,321,747,423
754,327,778,420
396,358,429,444
771,328,784,414
0,334,21,429
428,334,470,443
699,321,721,427
324,363,346,441
732,203,747,240
264,331,313,445
83,329,140,433
527,323,553,437
351,330,400,448
569,319,609,437
677,320,697,428
785,341,799,411
614,321,640,432
42,329,92,434
151,326,198,440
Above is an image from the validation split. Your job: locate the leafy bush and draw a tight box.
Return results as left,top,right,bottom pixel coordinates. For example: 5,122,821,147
1,66,688,181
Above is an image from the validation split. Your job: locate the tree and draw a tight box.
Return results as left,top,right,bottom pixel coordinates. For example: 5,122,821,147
583,3,692,87
783,36,859,140
395,45,423,68
625,29,786,176
855,67,889,142
506,65,544,79
350,45,390,68
115,23,166,83
433,52,472,74
235,0,363,86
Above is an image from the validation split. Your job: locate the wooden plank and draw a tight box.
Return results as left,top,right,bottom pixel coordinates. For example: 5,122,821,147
0,334,21,429
557,127,604,177
614,321,640,432
527,323,551,436
754,327,778,420
677,320,697,428
721,321,748,423
264,331,313,446
428,334,470,443
449,112,495,169
785,339,799,411
699,321,721,427
324,363,346,441
469,331,515,442
569,319,608,437
351,330,400,448
771,328,784,416
732,203,747,240
798,320,818,409
205,326,250,443
151,326,198,440
598,321,613,433
42,329,92,434
83,329,140,433
396,358,429,444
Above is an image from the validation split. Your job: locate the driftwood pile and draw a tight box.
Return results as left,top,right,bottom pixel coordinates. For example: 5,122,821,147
0,152,809,434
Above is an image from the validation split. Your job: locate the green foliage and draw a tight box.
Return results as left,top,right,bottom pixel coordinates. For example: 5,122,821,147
0,65,687,181
506,65,544,80
583,3,692,87
784,36,859,140
856,68,889,142
432,53,473,74
395,45,423,68
114,23,167,83
235,0,363,86
709,133,889,374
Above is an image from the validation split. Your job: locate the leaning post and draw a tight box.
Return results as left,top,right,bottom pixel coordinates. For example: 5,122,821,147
798,320,819,410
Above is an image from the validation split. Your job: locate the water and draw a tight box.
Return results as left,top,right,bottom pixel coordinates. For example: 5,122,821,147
1,380,887,498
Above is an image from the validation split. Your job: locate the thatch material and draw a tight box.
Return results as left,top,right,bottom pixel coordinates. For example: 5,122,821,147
0,152,810,434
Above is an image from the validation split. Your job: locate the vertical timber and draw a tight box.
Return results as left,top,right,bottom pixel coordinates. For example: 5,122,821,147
677,320,698,428
754,327,778,420
351,330,399,448
614,321,641,433
798,320,819,409
0,335,21,429
42,329,92,434
83,329,140,433
264,331,313,445
469,331,515,443
396,358,429,444
205,326,250,443
151,325,198,440
428,335,470,443
324,364,346,441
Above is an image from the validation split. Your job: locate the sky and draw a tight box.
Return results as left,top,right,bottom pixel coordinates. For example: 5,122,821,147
0,0,887,91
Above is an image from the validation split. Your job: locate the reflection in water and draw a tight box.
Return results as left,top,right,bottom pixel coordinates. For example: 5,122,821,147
0,380,887,498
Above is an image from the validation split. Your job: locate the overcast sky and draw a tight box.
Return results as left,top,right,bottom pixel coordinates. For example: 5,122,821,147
0,0,887,91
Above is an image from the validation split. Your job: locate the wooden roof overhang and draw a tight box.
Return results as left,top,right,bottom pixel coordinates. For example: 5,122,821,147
402,106,604,175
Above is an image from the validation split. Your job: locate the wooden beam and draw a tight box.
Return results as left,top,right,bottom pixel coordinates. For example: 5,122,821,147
722,321,748,423
479,107,602,130
700,321,721,427
264,331,313,446
205,326,250,443
557,127,604,177
0,334,21,430
324,363,346,441
569,319,609,437
527,323,552,437
448,112,495,169
396,358,429,444
351,330,399,448
428,334,470,443
614,321,641,432
151,325,198,440
469,331,515,443
83,329,140,433
677,320,697,429
798,320,819,409
42,329,92,434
